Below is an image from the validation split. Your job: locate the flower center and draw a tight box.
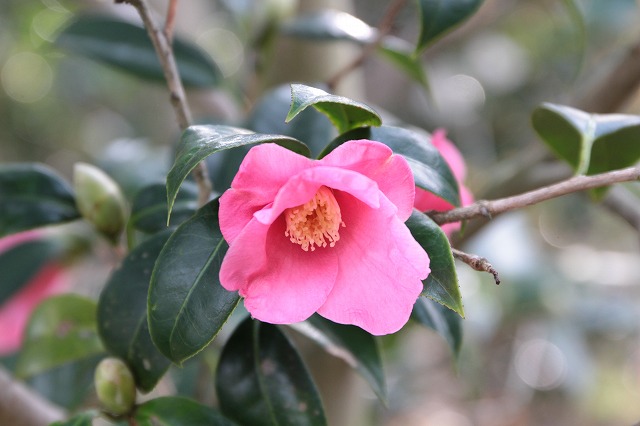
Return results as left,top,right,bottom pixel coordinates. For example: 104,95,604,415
284,186,345,251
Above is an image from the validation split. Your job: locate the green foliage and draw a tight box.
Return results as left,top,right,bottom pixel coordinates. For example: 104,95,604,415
406,211,464,317
167,125,309,220
323,125,461,207
50,410,99,426
290,315,386,402
416,0,484,52
16,295,103,378
148,199,239,364
216,319,327,426
287,84,382,134
56,15,222,87
0,163,79,237
412,297,463,356
132,397,237,426
130,181,198,234
532,103,640,197
97,231,172,392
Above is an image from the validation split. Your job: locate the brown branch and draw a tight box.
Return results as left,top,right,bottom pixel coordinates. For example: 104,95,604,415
326,0,407,91
0,367,65,426
118,0,212,206
164,0,178,42
451,248,500,285
430,166,640,225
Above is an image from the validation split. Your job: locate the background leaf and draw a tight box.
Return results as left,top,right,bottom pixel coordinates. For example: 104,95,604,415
149,199,239,364
167,125,310,219
216,319,327,426
0,163,79,236
323,125,460,206
16,295,104,378
289,315,386,402
56,15,222,87
416,0,484,52
130,181,199,234
406,210,464,317
412,297,463,356
133,397,237,426
287,84,382,133
97,230,172,392
50,410,98,426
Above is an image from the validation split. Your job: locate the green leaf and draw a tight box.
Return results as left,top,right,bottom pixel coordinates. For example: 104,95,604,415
50,410,99,426
416,0,484,52
56,15,222,87
0,163,79,236
167,125,310,219
378,36,429,88
532,103,640,197
289,315,386,402
0,237,65,305
133,396,237,426
287,84,382,134
97,231,172,392
216,319,327,426
322,126,460,207
16,295,104,378
149,199,239,364
406,210,464,317
412,297,463,356
130,181,198,233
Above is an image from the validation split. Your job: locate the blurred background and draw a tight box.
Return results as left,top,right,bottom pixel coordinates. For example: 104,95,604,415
1,0,640,424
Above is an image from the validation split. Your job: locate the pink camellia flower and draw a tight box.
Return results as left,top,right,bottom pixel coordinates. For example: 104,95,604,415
414,129,474,235
219,140,430,335
0,230,68,355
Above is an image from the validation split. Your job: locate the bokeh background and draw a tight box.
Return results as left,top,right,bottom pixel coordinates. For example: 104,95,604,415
2,0,640,424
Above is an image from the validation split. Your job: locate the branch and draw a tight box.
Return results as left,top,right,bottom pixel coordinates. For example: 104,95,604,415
430,166,640,224
451,248,500,285
326,0,407,91
118,0,212,206
164,0,178,42
0,367,65,426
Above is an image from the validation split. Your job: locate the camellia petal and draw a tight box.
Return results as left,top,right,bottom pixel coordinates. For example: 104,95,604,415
316,194,429,335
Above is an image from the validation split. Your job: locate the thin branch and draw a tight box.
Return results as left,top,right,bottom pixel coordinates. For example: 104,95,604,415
452,248,500,285
118,0,212,206
164,0,178,42
430,166,640,225
326,0,407,91
0,367,65,426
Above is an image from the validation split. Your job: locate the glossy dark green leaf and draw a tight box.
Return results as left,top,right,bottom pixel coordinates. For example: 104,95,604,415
416,0,484,52
412,297,463,356
50,410,99,426
0,163,79,236
532,103,640,197
16,295,103,378
56,15,222,87
406,210,464,317
149,199,239,364
0,237,65,305
322,126,460,206
167,125,309,219
287,84,382,134
216,319,327,426
130,181,198,233
97,231,172,392
289,315,386,401
133,397,237,426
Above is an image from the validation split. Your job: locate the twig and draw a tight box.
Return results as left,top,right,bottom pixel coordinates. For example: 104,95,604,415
430,166,640,225
326,0,407,91
117,0,212,206
0,367,65,426
164,0,178,42
451,248,500,285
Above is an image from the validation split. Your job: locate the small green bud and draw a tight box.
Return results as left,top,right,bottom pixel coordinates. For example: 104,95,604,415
94,357,136,415
73,163,127,242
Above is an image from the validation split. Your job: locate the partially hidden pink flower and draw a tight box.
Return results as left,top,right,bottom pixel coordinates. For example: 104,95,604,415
0,230,68,355
414,129,474,235
219,140,430,335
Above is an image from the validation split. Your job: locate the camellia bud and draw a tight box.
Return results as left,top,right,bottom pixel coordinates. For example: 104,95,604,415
73,163,127,242
94,357,136,415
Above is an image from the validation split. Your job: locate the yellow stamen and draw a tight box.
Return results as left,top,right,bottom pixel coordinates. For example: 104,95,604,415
284,186,345,251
